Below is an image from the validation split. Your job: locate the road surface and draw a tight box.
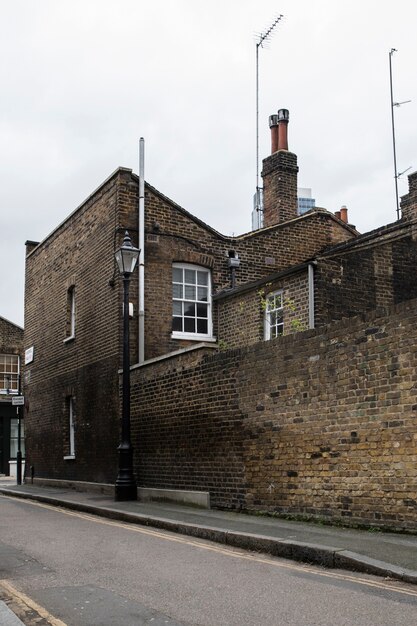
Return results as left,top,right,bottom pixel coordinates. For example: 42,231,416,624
0,494,416,625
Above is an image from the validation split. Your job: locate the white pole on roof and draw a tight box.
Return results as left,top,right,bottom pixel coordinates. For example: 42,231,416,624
138,137,145,364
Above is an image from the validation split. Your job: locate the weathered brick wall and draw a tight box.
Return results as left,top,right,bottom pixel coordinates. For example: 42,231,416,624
131,299,417,529
262,151,298,226
119,176,355,359
315,227,417,327
0,317,23,353
0,317,24,398
24,170,135,482
215,269,310,349
22,168,355,482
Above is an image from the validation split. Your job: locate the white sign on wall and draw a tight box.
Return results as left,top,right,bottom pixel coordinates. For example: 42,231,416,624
25,346,34,365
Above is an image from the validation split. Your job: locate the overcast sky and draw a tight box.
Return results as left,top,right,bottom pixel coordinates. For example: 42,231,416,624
1,0,416,327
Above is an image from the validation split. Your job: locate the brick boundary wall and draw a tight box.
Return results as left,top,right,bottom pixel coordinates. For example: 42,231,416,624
130,299,417,529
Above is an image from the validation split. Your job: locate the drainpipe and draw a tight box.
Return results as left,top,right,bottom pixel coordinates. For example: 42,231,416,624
308,262,316,329
138,138,145,364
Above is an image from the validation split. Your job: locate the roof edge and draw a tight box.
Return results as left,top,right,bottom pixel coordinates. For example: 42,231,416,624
0,315,24,331
213,262,311,301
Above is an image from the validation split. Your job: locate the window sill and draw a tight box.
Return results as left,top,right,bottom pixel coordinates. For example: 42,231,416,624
171,332,217,342
63,455,75,460
63,335,75,344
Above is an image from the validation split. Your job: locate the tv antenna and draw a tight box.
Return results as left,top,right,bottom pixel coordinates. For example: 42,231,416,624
389,48,411,219
254,14,283,218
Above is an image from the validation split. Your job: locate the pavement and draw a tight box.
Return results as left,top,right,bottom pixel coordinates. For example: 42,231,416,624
1,476,417,605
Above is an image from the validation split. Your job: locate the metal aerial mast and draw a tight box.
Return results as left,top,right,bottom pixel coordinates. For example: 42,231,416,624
254,14,283,223
389,48,411,219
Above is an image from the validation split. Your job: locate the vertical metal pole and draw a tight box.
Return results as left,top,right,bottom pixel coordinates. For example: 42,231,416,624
308,263,315,330
389,49,400,220
115,273,137,501
16,365,22,485
256,42,260,201
138,138,145,364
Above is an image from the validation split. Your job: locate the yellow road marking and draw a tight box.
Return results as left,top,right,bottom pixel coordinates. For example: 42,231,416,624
0,579,67,626
2,494,417,599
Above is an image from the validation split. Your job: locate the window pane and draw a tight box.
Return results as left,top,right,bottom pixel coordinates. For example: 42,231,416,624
197,303,208,318
184,302,195,317
172,267,183,283
173,284,183,299
197,271,208,286
172,265,211,337
173,301,182,316
173,317,182,332
10,440,18,458
271,324,283,338
184,269,196,284
197,319,208,334
184,285,196,300
197,286,208,302
184,317,195,332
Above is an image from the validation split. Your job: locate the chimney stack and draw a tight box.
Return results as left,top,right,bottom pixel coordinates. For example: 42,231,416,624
400,171,417,221
340,206,348,223
262,109,298,227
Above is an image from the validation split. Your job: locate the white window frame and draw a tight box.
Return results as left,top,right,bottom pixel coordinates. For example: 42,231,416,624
264,290,284,340
171,263,213,341
0,354,20,395
64,397,75,460
64,286,76,342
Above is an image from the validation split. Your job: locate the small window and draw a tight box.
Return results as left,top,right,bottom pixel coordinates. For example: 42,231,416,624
10,418,25,459
0,354,19,394
172,264,212,340
65,286,76,340
264,291,284,340
64,397,76,459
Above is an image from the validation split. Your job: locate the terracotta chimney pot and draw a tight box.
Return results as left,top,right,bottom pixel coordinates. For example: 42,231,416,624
269,114,279,154
277,108,289,151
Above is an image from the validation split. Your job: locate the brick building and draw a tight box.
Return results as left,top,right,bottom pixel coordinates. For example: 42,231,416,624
23,112,417,526
0,316,24,476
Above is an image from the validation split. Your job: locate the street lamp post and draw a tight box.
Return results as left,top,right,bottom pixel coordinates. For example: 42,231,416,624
16,372,22,485
114,231,140,501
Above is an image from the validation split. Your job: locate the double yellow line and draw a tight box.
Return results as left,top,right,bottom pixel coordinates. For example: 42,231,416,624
0,578,67,626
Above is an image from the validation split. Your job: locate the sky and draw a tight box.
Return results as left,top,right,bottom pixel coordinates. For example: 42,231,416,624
1,0,416,327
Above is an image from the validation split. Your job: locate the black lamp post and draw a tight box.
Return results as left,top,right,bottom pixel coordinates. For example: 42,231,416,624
16,372,22,486
114,231,139,501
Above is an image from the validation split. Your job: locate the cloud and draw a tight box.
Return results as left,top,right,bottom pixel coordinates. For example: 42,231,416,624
1,0,416,325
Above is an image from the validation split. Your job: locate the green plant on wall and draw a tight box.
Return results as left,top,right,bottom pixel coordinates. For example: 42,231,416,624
284,297,307,332
258,289,307,335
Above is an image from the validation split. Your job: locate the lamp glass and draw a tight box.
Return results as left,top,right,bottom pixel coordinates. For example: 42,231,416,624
115,232,139,275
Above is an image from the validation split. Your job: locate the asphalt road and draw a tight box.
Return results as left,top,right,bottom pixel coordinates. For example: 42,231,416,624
0,494,416,626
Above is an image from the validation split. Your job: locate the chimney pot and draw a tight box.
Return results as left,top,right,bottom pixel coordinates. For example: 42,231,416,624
335,211,341,220
269,114,279,153
340,205,348,223
277,108,289,151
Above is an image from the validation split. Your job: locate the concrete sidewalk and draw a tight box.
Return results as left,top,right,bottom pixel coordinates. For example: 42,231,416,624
1,480,417,585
